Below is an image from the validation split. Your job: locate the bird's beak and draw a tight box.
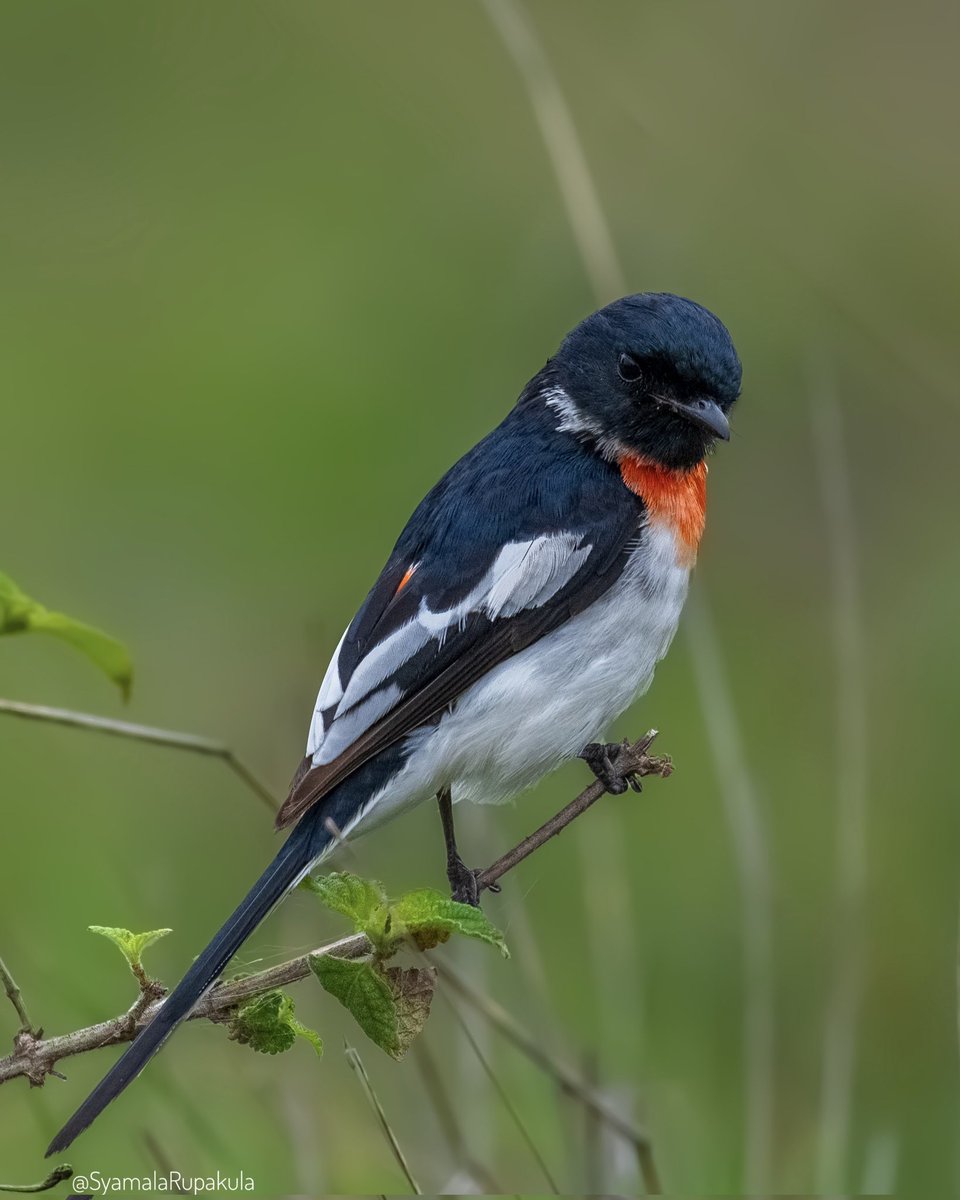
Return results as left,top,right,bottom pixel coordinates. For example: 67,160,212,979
658,394,731,441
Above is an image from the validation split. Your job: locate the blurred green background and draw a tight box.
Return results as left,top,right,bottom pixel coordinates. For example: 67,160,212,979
1,1,958,1194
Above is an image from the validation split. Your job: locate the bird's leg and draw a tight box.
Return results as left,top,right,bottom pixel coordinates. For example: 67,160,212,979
578,740,644,794
436,787,499,907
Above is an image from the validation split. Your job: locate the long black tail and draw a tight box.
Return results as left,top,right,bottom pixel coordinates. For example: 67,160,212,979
46,810,329,1155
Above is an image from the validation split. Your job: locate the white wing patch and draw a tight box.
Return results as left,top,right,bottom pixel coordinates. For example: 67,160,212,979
485,534,591,616
337,618,434,715
305,626,348,757
417,533,592,636
305,532,592,765
315,683,403,765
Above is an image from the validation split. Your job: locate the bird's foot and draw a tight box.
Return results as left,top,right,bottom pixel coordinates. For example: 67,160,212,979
446,855,500,907
579,740,643,794
447,854,481,907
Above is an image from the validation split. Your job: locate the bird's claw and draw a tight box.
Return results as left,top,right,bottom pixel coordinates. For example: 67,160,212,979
446,855,491,907
579,741,643,794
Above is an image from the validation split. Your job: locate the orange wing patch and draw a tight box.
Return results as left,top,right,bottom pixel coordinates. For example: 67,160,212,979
394,562,418,597
619,455,707,567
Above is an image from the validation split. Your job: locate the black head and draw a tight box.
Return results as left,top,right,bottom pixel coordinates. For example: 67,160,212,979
544,293,742,470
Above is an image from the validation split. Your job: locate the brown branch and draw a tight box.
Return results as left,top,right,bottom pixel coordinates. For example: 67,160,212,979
0,932,368,1086
0,728,671,1191
0,698,278,814
477,730,671,893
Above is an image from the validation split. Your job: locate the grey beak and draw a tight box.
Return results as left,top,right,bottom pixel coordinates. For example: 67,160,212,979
668,394,731,441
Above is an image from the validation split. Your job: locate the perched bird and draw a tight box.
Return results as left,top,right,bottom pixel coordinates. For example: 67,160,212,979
48,292,741,1153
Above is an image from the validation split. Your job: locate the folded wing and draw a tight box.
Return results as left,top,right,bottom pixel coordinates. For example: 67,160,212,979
277,409,642,829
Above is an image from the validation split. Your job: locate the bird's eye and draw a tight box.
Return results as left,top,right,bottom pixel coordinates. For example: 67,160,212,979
617,353,643,383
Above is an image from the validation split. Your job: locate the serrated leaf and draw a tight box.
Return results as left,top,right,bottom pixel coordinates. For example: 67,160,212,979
227,990,322,1057
309,872,393,948
310,955,400,1057
310,953,435,1061
229,992,295,1054
289,1015,324,1056
0,571,133,698
88,925,171,971
390,889,509,956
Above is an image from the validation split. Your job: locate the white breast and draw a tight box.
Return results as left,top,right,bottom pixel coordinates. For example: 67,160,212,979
338,522,691,843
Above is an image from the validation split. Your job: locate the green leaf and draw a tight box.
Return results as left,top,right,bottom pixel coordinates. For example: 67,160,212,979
391,889,509,957
288,1015,324,1057
231,993,295,1054
309,872,508,958
88,925,171,972
0,573,37,633
310,955,398,1054
0,571,133,698
309,871,386,924
308,872,392,948
309,953,435,1061
227,990,322,1057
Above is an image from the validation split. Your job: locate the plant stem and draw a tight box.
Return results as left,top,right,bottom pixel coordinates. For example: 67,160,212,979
0,735,667,1193
344,1042,421,1194
0,1166,72,1194
439,958,662,1195
0,932,366,1086
411,1038,503,1193
0,955,34,1034
442,991,560,1193
476,731,670,894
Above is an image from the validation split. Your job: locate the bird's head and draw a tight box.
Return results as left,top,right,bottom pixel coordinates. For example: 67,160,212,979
544,293,742,470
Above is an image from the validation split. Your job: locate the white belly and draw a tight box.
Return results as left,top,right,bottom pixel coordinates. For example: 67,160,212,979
344,523,690,838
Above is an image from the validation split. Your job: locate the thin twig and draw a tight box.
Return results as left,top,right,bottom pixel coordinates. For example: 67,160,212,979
344,1042,421,1194
0,735,672,1185
476,732,671,893
0,933,367,1086
437,958,661,1195
0,955,35,1034
0,732,671,1086
0,1166,72,1195
442,990,560,1193
0,698,277,814
412,1039,503,1194
0,737,669,1085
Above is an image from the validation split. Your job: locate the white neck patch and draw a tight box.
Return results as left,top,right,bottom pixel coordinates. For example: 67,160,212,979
542,384,628,463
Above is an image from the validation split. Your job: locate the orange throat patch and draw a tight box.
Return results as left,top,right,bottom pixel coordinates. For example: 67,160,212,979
618,455,707,567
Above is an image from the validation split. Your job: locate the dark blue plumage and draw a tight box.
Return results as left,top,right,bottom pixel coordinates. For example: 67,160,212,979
553,293,741,468
280,399,642,828
47,292,741,1155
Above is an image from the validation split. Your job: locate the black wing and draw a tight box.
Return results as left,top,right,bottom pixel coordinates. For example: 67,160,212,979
278,401,641,828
